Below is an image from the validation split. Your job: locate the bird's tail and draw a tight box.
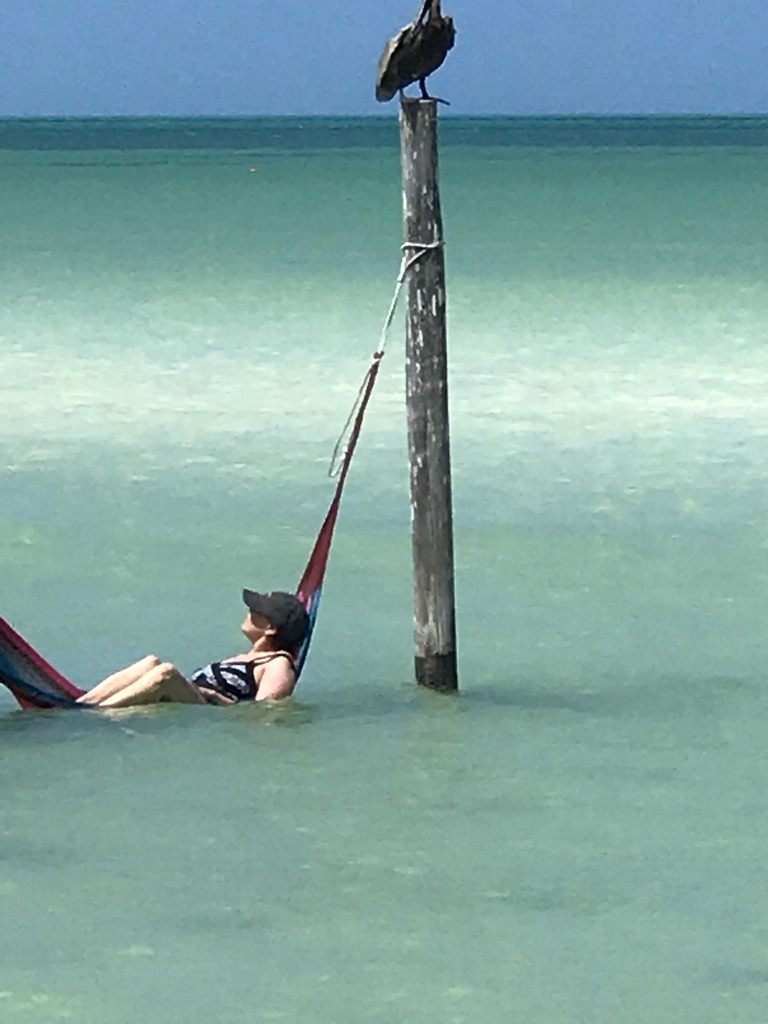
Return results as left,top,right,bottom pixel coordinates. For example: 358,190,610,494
416,0,433,24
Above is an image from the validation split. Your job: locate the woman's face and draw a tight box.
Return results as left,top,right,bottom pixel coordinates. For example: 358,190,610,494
241,610,275,644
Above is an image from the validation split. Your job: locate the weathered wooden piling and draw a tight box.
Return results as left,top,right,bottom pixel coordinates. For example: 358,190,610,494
399,98,458,692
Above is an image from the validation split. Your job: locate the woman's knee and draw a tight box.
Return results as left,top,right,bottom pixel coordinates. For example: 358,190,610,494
156,661,181,680
139,654,162,671
134,662,180,697
152,663,202,703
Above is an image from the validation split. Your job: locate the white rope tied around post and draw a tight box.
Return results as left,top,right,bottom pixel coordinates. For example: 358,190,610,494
379,240,444,355
328,240,445,477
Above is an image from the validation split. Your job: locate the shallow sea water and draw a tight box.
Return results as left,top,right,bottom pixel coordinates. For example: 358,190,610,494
1,117,768,1022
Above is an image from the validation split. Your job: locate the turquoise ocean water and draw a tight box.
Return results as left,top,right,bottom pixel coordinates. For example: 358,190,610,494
2,116,768,1022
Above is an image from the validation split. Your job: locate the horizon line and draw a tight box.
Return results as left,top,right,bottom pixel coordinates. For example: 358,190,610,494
1,111,767,122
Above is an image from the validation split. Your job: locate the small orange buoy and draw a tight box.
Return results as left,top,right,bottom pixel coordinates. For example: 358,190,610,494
249,166,259,173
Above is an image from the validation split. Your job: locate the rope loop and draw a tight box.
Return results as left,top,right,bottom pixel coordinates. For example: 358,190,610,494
328,240,444,478
381,240,445,348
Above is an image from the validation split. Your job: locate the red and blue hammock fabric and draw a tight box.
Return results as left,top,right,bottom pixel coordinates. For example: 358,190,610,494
0,355,382,711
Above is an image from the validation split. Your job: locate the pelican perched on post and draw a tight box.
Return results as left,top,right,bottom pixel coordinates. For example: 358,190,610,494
375,0,456,103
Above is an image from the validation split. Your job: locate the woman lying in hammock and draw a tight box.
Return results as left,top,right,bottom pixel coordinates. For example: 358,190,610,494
77,590,309,708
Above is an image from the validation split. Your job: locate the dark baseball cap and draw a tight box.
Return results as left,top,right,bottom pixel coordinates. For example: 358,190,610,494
242,589,309,649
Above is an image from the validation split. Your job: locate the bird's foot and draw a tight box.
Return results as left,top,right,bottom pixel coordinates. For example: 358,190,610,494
400,90,451,106
417,79,450,105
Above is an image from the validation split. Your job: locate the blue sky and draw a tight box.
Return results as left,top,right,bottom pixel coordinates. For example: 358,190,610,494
1,0,766,117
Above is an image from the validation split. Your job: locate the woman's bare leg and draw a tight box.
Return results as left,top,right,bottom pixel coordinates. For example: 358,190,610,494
95,662,207,708
77,655,162,704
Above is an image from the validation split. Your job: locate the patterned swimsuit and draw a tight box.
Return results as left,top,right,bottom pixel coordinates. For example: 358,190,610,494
190,653,290,703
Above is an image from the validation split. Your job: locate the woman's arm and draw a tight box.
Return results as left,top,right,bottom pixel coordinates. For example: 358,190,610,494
255,656,296,702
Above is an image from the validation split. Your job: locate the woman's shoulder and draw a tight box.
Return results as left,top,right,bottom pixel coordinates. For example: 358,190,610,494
254,652,297,701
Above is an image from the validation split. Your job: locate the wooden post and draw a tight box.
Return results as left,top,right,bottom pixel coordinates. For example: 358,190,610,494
400,98,458,693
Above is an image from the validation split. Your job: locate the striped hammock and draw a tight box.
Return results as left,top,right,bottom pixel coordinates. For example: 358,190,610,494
0,356,381,711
